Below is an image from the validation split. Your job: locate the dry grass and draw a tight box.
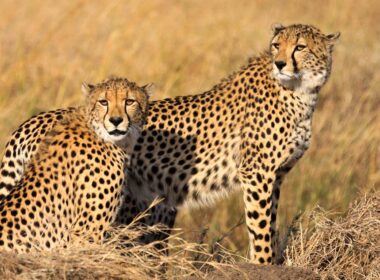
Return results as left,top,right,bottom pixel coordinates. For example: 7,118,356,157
0,214,244,280
0,0,378,268
285,189,380,280
0,191,377,279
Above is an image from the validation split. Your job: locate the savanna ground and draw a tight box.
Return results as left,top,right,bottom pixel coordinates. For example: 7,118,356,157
0,0,379,279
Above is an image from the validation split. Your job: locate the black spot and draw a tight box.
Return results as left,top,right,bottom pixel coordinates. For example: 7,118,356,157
259,199,267,208
256,173,262,183
259,220,267,229
252,191,259,200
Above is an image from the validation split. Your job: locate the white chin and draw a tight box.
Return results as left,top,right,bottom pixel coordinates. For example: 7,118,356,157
107,134,128,142
277,73,294,81
274,72,299,89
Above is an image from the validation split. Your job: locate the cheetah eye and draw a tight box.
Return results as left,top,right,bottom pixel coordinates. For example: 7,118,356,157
272,43,280,50
295,45,306,51
98,100,108,106
125,99,135,106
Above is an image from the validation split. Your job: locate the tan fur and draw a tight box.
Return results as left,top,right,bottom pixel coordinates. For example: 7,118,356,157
0,24,339,263
0,77,149,252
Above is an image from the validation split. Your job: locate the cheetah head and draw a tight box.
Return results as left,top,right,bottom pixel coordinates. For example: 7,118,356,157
270,23,340,92
81,77,152,146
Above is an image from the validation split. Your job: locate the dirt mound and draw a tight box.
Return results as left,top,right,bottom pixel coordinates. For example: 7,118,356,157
188,263,319,280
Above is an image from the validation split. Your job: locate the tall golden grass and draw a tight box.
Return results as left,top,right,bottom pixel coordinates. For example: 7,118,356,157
0,0,378,259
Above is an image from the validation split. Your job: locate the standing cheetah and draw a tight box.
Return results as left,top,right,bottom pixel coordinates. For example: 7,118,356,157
0,24,339,263
0,77,150,252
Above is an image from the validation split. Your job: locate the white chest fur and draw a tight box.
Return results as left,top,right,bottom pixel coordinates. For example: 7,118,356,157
280,84,320,169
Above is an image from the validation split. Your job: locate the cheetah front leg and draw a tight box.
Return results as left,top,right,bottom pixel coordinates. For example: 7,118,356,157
240,169,276,264
269,171,285,263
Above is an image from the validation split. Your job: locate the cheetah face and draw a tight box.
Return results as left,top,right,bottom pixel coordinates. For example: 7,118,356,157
82,78,151,145
270,24,340,91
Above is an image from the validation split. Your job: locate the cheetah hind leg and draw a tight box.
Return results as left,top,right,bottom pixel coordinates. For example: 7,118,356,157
117,200,177,276
115,195,177,254
138,203,177,255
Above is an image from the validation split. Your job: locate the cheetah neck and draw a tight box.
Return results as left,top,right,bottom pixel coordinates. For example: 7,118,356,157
293,86,320,109
234,53,322,122
280,68,328,110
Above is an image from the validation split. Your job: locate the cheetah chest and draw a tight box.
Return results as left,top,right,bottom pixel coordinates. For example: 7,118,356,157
282,116,313,170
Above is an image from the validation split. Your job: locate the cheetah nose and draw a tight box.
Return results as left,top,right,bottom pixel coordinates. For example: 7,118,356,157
109,117,123,126
275,60,287,71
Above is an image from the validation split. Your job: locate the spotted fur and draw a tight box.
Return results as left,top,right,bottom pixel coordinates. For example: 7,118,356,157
0,24,339,262
0,77,150,252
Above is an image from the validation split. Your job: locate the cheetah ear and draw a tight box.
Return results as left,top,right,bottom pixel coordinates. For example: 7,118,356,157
271,23,285,35
107,74,118,80
325,32,341,43
142,83,154,97
325,32,341,51
81,82,95,96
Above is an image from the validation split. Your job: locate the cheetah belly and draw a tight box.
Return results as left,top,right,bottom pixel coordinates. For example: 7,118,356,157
127,136,242,209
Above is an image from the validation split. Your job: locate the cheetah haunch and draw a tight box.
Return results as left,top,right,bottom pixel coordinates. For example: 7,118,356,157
0,24,339,263
0,77,150,252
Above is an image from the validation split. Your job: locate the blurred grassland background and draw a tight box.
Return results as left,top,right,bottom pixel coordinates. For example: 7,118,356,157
0,0,378,257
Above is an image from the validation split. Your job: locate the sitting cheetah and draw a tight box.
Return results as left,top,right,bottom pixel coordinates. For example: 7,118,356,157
0,24,339,263
0,77,150,252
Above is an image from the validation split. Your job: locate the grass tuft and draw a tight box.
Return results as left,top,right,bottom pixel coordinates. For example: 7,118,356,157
285,189,380,280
